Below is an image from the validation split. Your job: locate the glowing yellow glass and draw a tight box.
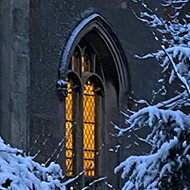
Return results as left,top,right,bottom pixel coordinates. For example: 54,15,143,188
66,80,74,176
82,56,88,73
83,81,96,176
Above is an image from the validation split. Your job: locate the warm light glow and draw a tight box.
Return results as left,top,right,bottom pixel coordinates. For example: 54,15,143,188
82,56,88,73
83,81,96,176
66,45,98,177
71,56,76,71
66,80,74,176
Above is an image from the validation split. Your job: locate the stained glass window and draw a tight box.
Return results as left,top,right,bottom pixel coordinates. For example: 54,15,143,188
65,42,101,178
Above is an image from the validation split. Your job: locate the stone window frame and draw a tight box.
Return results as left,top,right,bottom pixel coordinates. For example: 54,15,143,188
57,13,129,189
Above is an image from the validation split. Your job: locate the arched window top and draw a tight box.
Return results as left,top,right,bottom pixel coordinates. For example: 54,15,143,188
63,14,130,186
67,71,82,91
59,13,129,94
82,73,104,96
67,71,105,97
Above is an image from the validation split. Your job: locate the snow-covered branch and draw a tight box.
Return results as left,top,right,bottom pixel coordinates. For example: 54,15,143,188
116,1,190,189
116,106,190,190
133,0,190,101
0,137,66,190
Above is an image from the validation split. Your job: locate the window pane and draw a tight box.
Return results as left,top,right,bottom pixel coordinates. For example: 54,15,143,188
66,80,74,176
83,81,96,177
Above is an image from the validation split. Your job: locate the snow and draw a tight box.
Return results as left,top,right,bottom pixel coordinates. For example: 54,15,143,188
81,177,107,190
114,106,190,189
133,0,190,109
119,1,190,189
0,137,66,190
57,79,67,86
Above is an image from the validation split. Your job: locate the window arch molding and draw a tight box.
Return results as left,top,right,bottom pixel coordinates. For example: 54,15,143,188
67,70,83,93
59,13,129,98
66,71,105,96
82,72,105,96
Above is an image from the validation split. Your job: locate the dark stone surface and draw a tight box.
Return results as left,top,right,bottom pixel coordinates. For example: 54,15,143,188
0,0,30,151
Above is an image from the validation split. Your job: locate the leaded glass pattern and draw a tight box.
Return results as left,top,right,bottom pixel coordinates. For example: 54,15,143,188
65,42,101,178
66,80,74,176
83,81,96,176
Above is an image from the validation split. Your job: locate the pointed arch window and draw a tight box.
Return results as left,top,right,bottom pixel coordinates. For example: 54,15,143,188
65,39,104,178
58,13,128,190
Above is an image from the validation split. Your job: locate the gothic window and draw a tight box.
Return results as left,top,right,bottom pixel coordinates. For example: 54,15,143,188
58,14,128,190
65,39,104,178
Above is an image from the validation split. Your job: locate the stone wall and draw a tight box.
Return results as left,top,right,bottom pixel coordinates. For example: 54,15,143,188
0,0,30,151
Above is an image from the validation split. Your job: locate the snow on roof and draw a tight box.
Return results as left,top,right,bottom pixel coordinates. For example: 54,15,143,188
0,137,66,190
